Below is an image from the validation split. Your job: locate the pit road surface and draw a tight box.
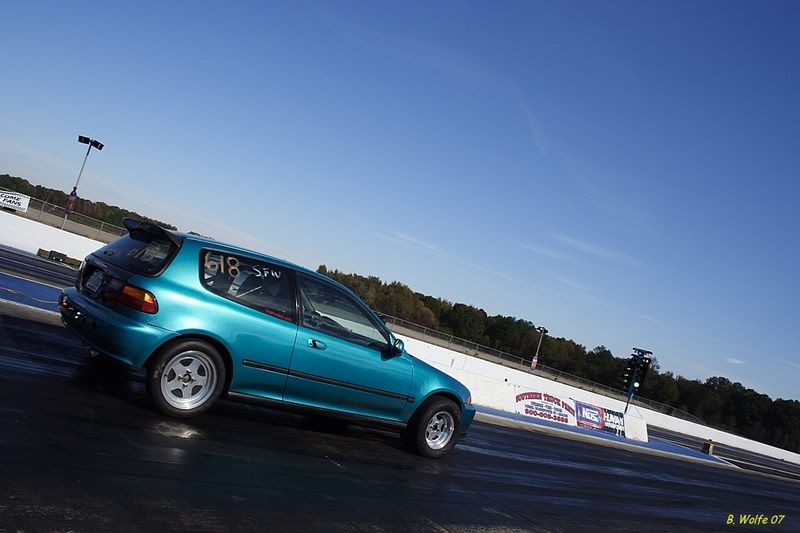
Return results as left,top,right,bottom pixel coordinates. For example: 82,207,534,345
1,312,799,532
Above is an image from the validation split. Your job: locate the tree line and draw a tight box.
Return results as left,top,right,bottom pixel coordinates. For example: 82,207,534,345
319,266,800,453
0,174,176,230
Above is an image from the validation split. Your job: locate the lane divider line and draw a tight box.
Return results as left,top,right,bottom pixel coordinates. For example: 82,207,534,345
0,287,58,304
0,270,68,290
0,298,59,316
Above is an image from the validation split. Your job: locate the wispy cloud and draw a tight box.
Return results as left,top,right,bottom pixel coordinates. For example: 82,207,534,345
381,230,636,314
668,357,764,391
370,231,443,253
546,272,593,293
370,230,585,305
517,242,578,264
635,314,670,327
551,233,642,267
391,232,443,254
725,357,745,365
315,8,480,78
687,328,800,371
569,173,638,217
513,84,547,154
668,357,721,380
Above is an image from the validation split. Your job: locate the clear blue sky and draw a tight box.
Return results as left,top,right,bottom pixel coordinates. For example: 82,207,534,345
3,1,799,400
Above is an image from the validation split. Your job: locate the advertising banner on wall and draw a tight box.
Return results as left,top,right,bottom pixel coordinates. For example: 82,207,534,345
575,401,626,437
515,391,577,426
0,190,30,213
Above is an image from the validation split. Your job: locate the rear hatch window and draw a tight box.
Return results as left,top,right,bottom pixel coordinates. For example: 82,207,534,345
93,219,181,276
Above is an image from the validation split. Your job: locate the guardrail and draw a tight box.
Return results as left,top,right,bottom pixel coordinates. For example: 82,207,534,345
1,190,126,243
381,313,706,425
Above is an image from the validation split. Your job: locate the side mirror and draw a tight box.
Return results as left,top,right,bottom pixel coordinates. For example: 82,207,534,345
391,338,405,356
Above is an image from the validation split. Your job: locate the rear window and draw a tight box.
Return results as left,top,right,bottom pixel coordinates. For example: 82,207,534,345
95,233,179,276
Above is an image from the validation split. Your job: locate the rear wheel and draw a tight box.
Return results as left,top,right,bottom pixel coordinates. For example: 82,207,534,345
147,340,225,418
401,397,461,458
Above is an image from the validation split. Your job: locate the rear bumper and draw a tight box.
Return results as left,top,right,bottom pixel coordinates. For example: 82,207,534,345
59,287,174,368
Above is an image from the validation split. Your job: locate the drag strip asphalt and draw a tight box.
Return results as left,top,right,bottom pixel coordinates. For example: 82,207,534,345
1,312,799,532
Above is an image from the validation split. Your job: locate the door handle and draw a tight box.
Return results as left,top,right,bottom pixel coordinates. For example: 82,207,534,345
308,338,327,350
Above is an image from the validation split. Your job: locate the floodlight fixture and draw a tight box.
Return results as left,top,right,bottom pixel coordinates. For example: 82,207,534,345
73,134,105,191
61,134,105,229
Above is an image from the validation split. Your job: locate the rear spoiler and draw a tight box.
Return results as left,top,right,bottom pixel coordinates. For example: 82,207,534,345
122,217,183,248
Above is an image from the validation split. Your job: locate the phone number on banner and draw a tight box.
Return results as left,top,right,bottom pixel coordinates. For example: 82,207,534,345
523,408,569,424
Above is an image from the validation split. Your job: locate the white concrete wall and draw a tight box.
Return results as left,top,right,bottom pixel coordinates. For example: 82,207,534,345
403,335,634,413
0,210,104,259
399,334,800,465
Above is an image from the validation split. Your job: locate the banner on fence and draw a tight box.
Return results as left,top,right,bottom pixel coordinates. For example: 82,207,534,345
0,190,30,213
515,391,577,426
575,400,626,437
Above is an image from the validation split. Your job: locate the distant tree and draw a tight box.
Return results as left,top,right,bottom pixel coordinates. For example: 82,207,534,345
651,372,680,405
442,303,488,343
584,346,616,383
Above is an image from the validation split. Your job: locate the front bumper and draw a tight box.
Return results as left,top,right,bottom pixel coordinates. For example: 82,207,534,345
462,404,477,434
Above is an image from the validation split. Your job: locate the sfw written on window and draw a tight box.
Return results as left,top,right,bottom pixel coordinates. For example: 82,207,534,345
201,250,295,322
297,273,388,350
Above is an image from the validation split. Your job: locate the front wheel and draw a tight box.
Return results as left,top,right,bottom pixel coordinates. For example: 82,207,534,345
401,397,462,458
147,340,226,418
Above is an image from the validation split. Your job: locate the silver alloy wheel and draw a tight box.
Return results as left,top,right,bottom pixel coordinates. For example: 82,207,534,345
424,410,455,450
160,350,217,410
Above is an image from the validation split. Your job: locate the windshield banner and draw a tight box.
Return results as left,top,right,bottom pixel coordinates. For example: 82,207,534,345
575,401,626,437
515,391,576,426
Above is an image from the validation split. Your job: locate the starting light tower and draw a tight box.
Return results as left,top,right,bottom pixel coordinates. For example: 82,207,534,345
623,347,653,413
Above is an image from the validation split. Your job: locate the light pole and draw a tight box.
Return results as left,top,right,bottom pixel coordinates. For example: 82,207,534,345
531,326,547,369
61,135,104,230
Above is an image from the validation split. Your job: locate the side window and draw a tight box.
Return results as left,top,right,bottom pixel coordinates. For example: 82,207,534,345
297,274,388,350
201,250,295,323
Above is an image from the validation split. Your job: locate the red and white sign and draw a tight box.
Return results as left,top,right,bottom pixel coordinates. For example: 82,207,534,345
515,391,577,426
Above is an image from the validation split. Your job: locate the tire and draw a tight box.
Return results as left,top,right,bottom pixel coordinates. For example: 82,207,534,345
401,397,462,458
146,340,226,418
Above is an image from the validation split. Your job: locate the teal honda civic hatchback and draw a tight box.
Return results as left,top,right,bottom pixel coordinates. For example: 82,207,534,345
60,218,475,457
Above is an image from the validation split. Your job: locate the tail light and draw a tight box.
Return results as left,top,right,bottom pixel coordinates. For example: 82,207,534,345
119,284,159,314
103,279,158,314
